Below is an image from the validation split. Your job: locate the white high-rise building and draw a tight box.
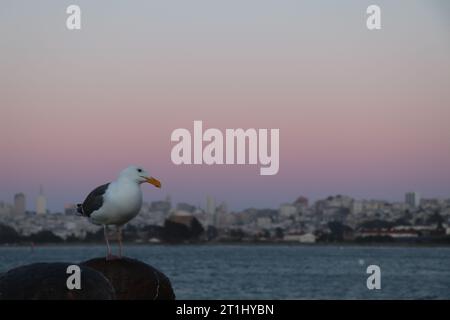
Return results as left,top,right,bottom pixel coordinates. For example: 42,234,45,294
405,192,420,208
36,185,47,214
206,195,216,215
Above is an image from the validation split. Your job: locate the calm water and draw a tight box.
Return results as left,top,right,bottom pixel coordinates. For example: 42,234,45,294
0,244,449,299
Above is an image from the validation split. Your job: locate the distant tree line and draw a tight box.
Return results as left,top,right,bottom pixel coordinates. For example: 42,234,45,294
0,217,206,244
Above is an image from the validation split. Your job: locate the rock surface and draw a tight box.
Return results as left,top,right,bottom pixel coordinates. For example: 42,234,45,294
82,257,175,300
0,262,115,300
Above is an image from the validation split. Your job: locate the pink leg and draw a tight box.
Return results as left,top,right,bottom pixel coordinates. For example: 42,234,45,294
104,225,113,259
117,226,123,258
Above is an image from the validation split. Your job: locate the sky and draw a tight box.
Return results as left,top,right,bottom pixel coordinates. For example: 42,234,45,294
1,0,450,212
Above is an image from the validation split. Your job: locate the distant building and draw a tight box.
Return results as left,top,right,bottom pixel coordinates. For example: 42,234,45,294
217,202,228,214
256,217,272,229
325,195,353,208
176,202,196,213
205,195,217,226
214,202,229,229
405,192,420,208
206,195,216,215
420,198,442,208
14,193,26,215
170,210,193,219
216,211,235,229
294,196,309,208
64,203,77,215
283,233,316,243
351,200,363,215
279,204,297,218
36,185,47,215
150,200,171,213
0,201,13,216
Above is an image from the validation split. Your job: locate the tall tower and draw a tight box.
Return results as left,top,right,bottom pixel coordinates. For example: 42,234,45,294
405,192,420,208
14,193,26,215
206,195,216,226
206,195,216,215
36,185,47,214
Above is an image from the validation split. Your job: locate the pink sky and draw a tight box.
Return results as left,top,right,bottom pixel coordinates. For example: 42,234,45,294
1,1,449,211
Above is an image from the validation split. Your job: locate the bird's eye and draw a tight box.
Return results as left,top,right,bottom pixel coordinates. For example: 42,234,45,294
137,168,142,173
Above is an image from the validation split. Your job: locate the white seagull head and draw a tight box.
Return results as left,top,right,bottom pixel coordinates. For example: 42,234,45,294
119,165,161,188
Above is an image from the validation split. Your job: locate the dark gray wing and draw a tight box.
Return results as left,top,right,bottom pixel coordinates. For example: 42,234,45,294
77,183,110,217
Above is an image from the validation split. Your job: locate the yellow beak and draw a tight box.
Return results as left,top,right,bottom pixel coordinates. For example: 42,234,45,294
146,177,161,188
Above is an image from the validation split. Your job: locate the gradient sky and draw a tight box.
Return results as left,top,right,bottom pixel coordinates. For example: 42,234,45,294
1,0,450,212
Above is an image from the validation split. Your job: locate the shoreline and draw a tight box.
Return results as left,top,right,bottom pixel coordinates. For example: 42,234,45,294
2,241,450,248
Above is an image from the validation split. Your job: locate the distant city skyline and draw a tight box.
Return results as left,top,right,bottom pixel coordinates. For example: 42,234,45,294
0,189,446,214
1,1,450,212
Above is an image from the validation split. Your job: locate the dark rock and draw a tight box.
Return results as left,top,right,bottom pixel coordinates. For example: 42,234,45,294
81,257,175,300
0,262,115,300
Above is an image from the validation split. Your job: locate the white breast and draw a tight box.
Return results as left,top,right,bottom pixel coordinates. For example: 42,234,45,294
90,180,143,226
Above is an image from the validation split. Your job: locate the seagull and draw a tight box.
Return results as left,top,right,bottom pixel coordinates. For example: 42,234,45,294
77,165,161,259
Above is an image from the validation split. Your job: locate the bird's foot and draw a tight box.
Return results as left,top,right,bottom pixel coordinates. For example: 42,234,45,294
105,254,121,261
